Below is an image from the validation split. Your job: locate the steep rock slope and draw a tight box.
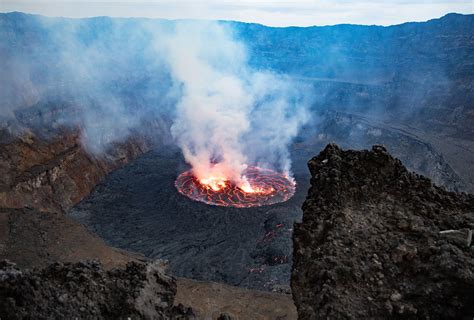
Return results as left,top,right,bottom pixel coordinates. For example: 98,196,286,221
292,144,474,319
0,128,152,213
0,260,194,319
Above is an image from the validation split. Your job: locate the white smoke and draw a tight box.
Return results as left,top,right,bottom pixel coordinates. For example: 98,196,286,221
156,21,311,184
1,14,311,179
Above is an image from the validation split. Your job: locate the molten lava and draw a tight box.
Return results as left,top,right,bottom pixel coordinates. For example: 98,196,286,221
175,166,296,208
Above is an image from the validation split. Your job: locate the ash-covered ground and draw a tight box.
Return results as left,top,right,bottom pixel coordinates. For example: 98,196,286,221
70,112,466,291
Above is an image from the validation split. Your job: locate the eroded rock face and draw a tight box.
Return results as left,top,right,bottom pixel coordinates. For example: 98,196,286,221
0,260,195,319
292,144,474,319
0,128,152,213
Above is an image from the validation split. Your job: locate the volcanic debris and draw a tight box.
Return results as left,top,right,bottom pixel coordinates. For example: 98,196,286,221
292,144,474,319
0,260,195,319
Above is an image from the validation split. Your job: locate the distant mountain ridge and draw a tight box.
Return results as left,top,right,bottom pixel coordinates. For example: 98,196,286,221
1,11,473,81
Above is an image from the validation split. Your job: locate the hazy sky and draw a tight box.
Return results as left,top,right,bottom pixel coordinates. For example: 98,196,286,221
1,0,472,26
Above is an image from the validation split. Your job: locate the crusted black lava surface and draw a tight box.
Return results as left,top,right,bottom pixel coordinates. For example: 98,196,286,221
292,144,474,319
0,260,194,319
70,146,307,292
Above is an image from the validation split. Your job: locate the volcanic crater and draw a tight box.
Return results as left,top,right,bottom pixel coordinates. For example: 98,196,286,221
70,145,307,291
69,112,466,291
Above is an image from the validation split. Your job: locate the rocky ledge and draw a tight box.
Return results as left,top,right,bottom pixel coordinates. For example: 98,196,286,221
292,144,474,319
0,260,195,319
0,128,152,213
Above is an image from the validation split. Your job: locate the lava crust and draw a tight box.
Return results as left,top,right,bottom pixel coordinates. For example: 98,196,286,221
175,166,296,208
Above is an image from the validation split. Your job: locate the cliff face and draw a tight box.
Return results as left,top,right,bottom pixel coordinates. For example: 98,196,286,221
0,260,194,319
0,96,161,272
0,128,152,213
292,144,474,319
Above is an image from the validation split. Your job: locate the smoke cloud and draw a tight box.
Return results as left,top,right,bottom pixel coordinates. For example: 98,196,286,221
157,21,310,185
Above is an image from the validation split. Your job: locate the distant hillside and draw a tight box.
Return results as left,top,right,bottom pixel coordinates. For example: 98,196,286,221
233,13,474,81
232,13,474,137
1,12,473,138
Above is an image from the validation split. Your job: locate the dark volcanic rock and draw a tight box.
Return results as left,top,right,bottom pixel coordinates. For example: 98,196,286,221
292,144,474,319
0,260,195,319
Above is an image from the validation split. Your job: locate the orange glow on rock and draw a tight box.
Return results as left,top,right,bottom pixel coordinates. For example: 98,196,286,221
175,166,296,207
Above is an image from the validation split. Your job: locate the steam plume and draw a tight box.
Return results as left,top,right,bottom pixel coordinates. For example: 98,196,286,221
159,21,310,185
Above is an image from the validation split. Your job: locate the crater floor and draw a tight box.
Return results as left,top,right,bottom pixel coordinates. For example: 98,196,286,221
70,146,307,291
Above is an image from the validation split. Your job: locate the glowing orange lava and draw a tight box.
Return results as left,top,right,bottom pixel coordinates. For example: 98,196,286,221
175,166,296,208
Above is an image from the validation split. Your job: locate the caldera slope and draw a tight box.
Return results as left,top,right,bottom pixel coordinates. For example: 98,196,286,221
292,144,474,319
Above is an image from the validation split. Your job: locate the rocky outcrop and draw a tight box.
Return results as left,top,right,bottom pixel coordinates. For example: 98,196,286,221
0,260,194,319
0,128,152,213
292,144,474,319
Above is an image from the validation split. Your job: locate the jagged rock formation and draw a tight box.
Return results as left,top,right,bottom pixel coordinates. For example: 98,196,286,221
0,260,195,319
292,144,474,319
